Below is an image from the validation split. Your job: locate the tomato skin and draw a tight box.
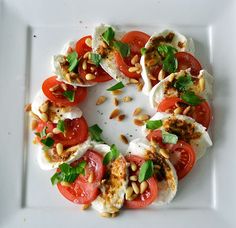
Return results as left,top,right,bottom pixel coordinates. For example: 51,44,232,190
175,52,202,76
124,155,158,209
42,76,87,107
75,35,92,57
157,97,212,129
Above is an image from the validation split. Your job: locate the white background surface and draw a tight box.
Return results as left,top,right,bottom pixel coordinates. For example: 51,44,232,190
0,0,236,227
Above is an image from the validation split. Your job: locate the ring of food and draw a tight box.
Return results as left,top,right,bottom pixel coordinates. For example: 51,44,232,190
25,24,213,217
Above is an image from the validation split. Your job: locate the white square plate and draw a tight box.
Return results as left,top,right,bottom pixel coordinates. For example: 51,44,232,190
0,0,236,227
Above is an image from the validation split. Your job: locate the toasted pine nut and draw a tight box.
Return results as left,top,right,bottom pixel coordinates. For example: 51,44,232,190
146,58,157,67
130,175,138,181
113,98,119,106
111,89,123,95
148,73,157,81
131,182,140,194
24,103,32,112
41,113,48,122
49,84,60,92
150,145,156,153
133,107,142,116
100,212,111,218
31,119,38,130
65,73,72,83
46,133,53,138
159,148,169,159
131,54,139,65
133,119,145,126
60,181,71,187
168,73,175,82
83,51,90,59
82,60,87,70
140,181,148,194
136,81,144,91
199,77,205,92
90,66,96,72
81,204,90,210
76,77,84,84
125,186,134,199
101,41,108,48
127,193,138,201
150,138,158,148
135,63,142,69
88,172,94,183
138,114,150,121
96,96,107,105
85,38,92,47
158,69,165,80
109,109,120,119
85,73,96,80
129,78,139,84
111,212,118,218
60,83,67,91
183,106,191,115
56,143,63,155
29,111,40,120
131,162,137,172
39,101,49,113
174,107,182,114
120,134,128,144
117,114,126,122
128,66,139,73
53,128,61,134
122,96,132,102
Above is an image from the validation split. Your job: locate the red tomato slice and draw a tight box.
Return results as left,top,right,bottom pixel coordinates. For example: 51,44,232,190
157,97,212,129
42,76,87,107
75,35,92,57
115,31,150,79
53,117,88,147
175,52,202,76
124,155,158,209
57,150,105,204
146,130,196,180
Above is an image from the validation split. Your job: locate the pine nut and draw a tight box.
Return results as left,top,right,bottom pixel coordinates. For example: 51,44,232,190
128,66,139,73
85,38,92,47
82,60,87,70
85,73,96,80
133,107,142,116
135,63,142,69
136,81,144,91
131,54,139,65
41,113,48,122
60,83,67,91
90,66,96,72
53,128,61,134
46,133,53,138
111,89,123,95
120,134,128,144
60,181,71,187
128,193,138,201
140,181,148,194
88,172,94,183
146,58,157,67
129,78,139,84
31,119,38,130
148,73,157,81
39,101,49,113
83,51,90,59
111,212,118,218
133,119,145,126
168,73,175,82
174,107,182,114
117,114,126,121
122,96,132,102
113,98,119,106
101,41,108,48
81,204,90,210
159,148,169,159
131,162,137,172
109,109,120,119
100,212,111,218
199,77,205,92
131,182,140,194
158,69,165,81
76,77,84,84
125,186,134,199
65,73,72,83
150,138,158,148
49,84,60,92
29,111,40,120
138,114,150,121
56,143,63,155
24,103,32,112
130,175,138,181
96,96,107,105
183,106,191,115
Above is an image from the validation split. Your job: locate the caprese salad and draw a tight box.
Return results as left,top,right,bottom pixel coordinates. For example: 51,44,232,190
25,24,213,217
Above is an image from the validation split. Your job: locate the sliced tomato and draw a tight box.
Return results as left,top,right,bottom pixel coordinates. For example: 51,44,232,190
53,117,88,147
146,130,196,180
157,97,212,129
57,150,105,204
42,76,87,106
149,65,162,87
115,31,150,79
175,52,202,76
124,155,158,209
75,35,92,57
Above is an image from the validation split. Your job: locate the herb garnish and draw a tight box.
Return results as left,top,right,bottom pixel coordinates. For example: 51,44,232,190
146,120,163,130
106,82,125,91
113,41,130,58
181,91,204,106
89,124,104,142
138,160,154,182
66,51,79,72
89,53,101,66
174,75,193,92
63,90,75,102
103,144,120,165
162,131,178,144
102,27,115,46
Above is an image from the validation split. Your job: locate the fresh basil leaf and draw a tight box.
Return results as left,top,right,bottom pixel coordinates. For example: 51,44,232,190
103,144,120,165
157,44,177,56
138,160,154,182
89,53,101,66
181,91,204,106
140,47,147,55
162,130,178,144
41,126,47,137
35,132,41,137
51,172,63,185
106,82,125,91
162,54,178,73
174,75,193,92
146,120,163,130
89,124,104,142
113,41,130,57
63,90,75,102
41,137,54,148
57,120,65,133
102,27,115,45
59,163,71,174
66,51,79,72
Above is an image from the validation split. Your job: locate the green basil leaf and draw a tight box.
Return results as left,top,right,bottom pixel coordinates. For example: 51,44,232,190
66,51,79,72
138,160,154,182
89,124,104,142
102,27,115,45
35,132,41,137
41,126,47,138
113,41,130,57
162,54,178,73
57,120,65,133
63,90,75,102
146,120,163,130
59,163,71,174
157,44,177,56
181,91,204,106
174,75,193,92
89,53,101,66
41,137,54,148
103,144,120,165
162,130,178,144
106,82,125,91
140,47,147,55
51,172,63,185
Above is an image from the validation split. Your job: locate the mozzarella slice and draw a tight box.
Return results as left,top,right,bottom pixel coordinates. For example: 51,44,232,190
37,137,91,170
52,41,96,87
92,24,129,85
149,69,214,109
127,138,178,205
141,30,195,95
143,112,212,160
31,90,82,123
